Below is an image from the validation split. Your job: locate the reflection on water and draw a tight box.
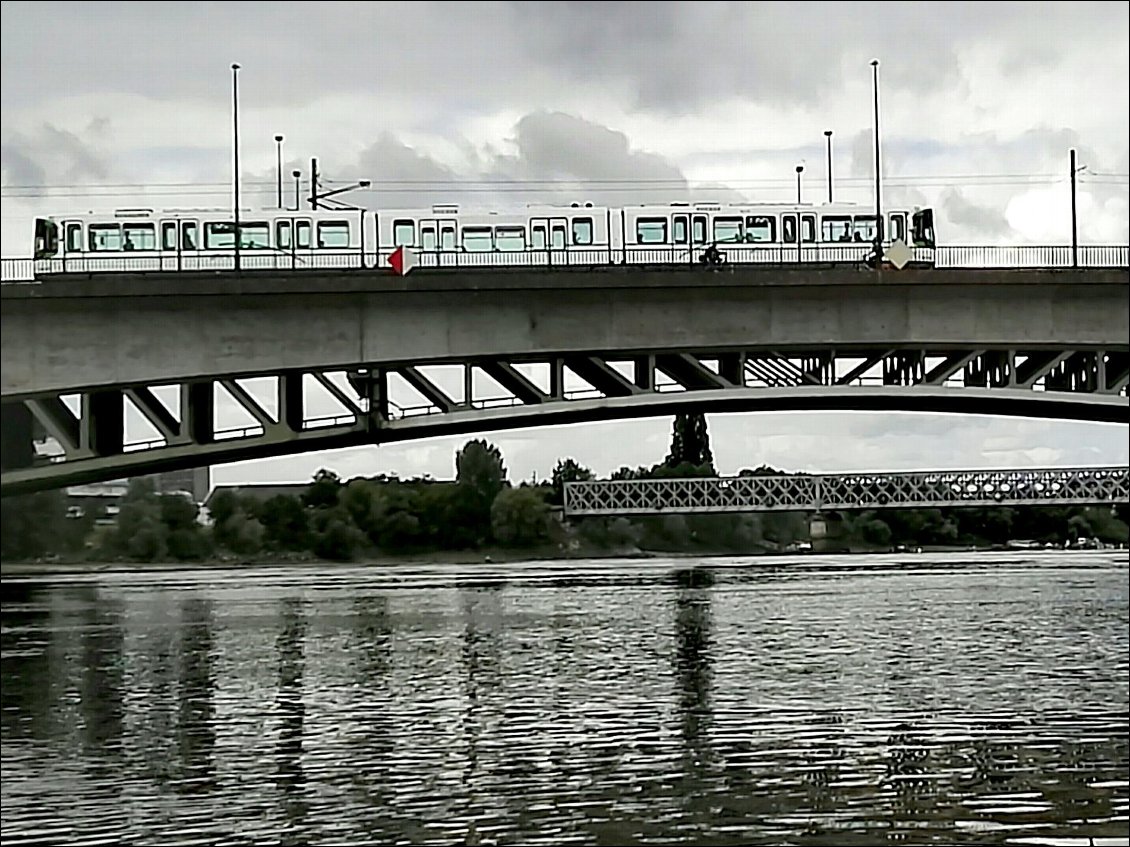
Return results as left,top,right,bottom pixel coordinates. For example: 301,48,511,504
1,552,1127,845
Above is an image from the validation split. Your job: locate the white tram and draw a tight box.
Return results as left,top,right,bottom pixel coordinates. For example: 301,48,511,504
32,200,935,271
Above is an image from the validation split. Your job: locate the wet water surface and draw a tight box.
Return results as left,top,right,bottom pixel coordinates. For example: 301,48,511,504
2,552,1127,845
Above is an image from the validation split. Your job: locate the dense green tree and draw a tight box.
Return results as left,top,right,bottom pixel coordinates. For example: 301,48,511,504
207,489,242,538
221,512,265,556
550,458,594,506
0,490,70,560
491,487,550,546
665,412,714,471
311,509,366,561
303,469,343,509
456,440,507,501
259,494,310,551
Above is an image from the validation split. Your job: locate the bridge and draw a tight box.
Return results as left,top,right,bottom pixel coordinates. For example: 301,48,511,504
1,249,1127,496
562,466,1130,516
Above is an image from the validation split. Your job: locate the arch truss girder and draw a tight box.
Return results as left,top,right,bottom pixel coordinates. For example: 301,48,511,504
1,345,1127,496
563,467,1130,516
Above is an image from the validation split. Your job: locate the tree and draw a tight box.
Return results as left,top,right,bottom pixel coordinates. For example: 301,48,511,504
303,469,343,509
665,412,714,471
456,439,507,503
550,458,594,506
456,439,508,539
491,487,550,547
0,490,70,560
259,494,310,551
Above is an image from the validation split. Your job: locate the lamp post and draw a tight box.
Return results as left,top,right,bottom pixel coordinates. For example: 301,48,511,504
870,59,883,264
823,130,833,204
1069,149,1087,268
795,164,804,204
275,134,284,210
231,62,241,272
292,170,302,212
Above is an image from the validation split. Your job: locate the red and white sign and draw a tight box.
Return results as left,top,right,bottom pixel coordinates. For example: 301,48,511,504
389,246,417,276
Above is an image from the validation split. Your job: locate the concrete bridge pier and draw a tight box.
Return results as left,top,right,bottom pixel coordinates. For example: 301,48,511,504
1,403,34,472
809,511,847,553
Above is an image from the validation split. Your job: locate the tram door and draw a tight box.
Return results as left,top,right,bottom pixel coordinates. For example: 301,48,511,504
530,217,569,266
673,214,690,263
179,219,201,271
159,219,179,270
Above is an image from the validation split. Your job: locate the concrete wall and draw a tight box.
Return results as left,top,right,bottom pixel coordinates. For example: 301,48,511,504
3,265,1127,399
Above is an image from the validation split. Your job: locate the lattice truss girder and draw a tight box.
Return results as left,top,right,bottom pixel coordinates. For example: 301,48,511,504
564,467,1130,515
2,346,1127,495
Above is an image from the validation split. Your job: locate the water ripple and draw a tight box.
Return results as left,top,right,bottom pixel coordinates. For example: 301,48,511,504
2,552,1127,845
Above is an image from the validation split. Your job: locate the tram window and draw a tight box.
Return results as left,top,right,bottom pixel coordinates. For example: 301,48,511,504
713,216,743,244
572,217,593,245
66,223,83,253
801,215,816,243
89,224,121,252
853,215,877,243
181,222,198,250
531,225,547,250
551,226,566,249
673,217,687,244
276,220,292,249
463,227,493,252
745,216,776,243
393,220,415,247
318,221,350,248
204,222,235,249
296,221,312,249
782,216,797,244
821,216,852,243
440,226,456,250
495,226,526,251
636,217,668,244
122,223,155,251
161,222,176,251
421,226,437,251
242,222,270,249
692,217,706,243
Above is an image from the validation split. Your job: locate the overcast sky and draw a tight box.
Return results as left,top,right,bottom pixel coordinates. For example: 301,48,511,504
2,1,1127,485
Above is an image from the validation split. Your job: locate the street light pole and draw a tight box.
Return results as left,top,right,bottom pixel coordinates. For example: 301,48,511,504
275,135,284,210
1070,148,1078,268
824,130,833,204
870,59,883,264
231,62,241,272
292,170,302,212
795,164,804,204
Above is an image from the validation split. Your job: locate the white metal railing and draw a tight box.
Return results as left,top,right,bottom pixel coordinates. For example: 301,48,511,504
2,244,1127,282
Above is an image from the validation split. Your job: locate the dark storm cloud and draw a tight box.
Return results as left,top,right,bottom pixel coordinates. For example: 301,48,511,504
335,112,748,210
506,1,1122,112
4,1,1122,115
1,124,109,186
941,188,1013,238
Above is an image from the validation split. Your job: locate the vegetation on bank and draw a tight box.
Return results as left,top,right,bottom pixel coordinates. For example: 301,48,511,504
3,414,1128,564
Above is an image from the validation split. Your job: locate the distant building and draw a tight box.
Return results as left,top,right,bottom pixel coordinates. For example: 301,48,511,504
147,466,211,504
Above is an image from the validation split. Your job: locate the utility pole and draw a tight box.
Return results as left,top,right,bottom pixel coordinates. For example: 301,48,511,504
1070,148,1078,268
310,157,319,210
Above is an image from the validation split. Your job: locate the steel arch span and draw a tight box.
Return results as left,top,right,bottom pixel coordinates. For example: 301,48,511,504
2,345,1127,496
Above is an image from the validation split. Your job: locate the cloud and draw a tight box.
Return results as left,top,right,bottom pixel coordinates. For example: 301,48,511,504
1,123,109,187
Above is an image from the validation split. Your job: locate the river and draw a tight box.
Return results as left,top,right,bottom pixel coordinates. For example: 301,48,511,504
2,551,1127,845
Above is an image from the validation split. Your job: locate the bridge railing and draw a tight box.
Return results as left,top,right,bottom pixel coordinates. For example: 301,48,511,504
2,244,1128,281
